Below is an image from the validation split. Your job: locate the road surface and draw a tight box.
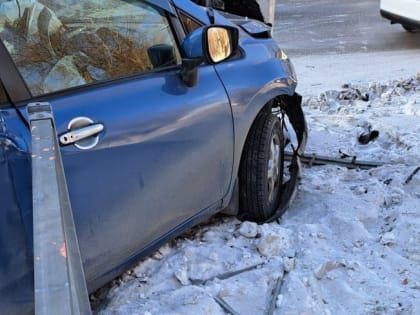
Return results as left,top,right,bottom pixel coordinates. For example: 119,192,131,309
274,0,420,56
272,0,420,96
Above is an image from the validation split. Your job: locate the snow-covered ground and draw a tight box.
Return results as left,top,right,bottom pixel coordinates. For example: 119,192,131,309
292,50,420,97
92,71,420,314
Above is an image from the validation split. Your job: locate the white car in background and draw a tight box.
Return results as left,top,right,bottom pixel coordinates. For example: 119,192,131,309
380,0,420,32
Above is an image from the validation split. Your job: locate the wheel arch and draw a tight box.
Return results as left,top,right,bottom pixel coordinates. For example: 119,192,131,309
222,88,307,218
222,82,294,210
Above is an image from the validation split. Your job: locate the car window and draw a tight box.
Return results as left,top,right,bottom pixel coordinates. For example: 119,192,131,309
178,11,202,34
0,0,181,96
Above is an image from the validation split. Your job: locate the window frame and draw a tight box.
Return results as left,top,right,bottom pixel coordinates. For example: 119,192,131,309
0,41,31,106
177,9,204,34
0,81,8,108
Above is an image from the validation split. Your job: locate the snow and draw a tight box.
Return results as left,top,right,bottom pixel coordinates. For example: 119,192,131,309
292,49,420,97
92,69,420,314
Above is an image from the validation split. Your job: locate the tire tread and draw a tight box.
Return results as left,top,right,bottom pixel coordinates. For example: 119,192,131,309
239,112,283,222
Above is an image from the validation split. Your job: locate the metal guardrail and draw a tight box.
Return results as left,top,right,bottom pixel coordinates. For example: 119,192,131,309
28,102,92,315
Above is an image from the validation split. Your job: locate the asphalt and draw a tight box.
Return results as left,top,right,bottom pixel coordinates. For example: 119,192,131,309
271,0,420,96
273,0,420,56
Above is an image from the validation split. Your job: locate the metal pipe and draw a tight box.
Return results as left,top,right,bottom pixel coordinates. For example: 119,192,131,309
285,152,385,170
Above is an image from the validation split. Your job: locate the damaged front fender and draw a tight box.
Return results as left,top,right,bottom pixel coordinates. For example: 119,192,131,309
265,93,307,222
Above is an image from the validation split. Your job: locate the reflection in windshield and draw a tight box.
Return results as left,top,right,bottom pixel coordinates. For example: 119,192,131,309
0,0,180,95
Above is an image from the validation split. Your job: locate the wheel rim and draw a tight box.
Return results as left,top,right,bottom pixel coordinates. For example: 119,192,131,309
267,132,281,203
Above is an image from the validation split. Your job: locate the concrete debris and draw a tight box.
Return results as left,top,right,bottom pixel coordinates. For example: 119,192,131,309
238,221,259,238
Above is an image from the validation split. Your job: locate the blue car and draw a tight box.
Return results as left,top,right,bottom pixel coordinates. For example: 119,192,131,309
0,0,306,313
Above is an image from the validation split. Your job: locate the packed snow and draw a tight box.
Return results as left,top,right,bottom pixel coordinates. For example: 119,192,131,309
92,74,420,315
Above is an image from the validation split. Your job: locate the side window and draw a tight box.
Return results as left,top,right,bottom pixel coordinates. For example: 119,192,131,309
0,0,181,96
179,11,202,34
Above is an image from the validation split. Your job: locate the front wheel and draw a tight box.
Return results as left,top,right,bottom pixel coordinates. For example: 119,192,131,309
239,112,284,222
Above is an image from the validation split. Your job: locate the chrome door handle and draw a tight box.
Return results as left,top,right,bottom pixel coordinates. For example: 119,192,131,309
60,123,104,145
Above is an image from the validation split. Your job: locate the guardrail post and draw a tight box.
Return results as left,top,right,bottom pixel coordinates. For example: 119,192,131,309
28,102,92,315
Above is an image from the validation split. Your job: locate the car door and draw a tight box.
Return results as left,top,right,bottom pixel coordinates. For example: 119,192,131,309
0,0,234,287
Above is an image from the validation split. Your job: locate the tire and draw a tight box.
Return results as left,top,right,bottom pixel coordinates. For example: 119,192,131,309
239,112,284,222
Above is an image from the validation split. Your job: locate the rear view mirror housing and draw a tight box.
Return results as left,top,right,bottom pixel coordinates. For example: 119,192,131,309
204,26,239,64
180,25,239,87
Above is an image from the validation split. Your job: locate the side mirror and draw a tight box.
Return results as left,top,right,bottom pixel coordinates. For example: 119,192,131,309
204,26,239,64
180,58,202,87
180,25,239,87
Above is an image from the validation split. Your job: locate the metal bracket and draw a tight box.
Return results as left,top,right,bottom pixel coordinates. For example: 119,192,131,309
287,152,385,170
